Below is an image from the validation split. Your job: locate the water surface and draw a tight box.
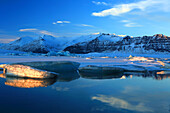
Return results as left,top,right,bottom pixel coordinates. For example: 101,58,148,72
0,70,170,113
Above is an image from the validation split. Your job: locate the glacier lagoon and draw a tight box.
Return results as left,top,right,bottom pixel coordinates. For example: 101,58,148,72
0,61,170,113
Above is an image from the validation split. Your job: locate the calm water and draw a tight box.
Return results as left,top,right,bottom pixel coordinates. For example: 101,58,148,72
0,70,170,113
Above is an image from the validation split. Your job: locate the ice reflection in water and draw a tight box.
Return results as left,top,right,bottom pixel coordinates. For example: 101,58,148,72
5,77,57,88
0,68,170,88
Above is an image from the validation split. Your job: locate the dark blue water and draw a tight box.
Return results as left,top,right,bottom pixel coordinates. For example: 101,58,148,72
0,71,170,113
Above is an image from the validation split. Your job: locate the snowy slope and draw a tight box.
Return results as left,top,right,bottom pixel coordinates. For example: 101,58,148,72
8,36,38,46
0,35,70,53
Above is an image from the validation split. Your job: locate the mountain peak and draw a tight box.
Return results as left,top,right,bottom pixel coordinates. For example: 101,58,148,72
154,34,170,39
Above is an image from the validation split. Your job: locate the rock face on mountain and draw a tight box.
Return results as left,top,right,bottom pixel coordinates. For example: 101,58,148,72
64,34,170,54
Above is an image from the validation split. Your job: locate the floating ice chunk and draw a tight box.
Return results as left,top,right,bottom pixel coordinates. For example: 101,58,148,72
129,57,154,62
0,61,80,79
157,61,170,69
0,64,58,78
79,65,124,79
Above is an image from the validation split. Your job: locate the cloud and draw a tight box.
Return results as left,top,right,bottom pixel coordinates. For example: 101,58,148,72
124,23,142,27
92,1,109,6
92,32,100,35
0,34,18,43
76,24,94,27
53,21,71,24
121,20,130,23
0,39,16,43
92,95,153,112
52,86,69,91
121,20,142,27
92,0,170,17
19,28,37,32
121,86,140,94
19,28,57,37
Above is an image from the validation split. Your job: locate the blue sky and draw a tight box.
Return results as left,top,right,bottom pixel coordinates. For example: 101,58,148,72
0,0,170,43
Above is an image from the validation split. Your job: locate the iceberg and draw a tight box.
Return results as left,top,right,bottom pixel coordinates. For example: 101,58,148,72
0,61,80,79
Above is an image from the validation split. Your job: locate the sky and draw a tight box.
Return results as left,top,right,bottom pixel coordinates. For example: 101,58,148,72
0,0,170,43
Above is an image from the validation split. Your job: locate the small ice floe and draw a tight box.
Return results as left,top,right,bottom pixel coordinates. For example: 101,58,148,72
79,65,124,79
129,56,154,62
120,75,126,79
86,57,92,59
0,64,58,79
129,55,133,59
157,61,170,69
100,56,109,58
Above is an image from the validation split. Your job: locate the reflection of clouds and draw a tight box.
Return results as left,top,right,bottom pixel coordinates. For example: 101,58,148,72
52,86,69,91
92,95,153,112
122,86,140,94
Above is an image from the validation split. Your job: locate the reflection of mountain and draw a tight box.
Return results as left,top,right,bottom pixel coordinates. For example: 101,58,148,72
79,66,123,79
124,71,170,80
5,77,57,88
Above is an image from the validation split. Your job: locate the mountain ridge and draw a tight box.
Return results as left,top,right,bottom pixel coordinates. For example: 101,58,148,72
0,33,169,54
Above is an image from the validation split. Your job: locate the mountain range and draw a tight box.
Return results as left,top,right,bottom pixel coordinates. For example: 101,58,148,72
0,33,169,54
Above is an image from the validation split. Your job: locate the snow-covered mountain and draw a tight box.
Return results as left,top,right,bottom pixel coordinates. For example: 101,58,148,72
64,33,170,54
0,35,70,53
0,33,169,54
0,34,102,53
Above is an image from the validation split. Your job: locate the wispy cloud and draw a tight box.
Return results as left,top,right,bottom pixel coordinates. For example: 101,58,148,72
19,28,57,37
121,20,130,23
19,28,37,32
92,0,170,17
121,20,142,27
124,23,142,27
53,21,71,24
92,1,109,6
0,39,16,43
0,34,18,43
76,24,94,27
